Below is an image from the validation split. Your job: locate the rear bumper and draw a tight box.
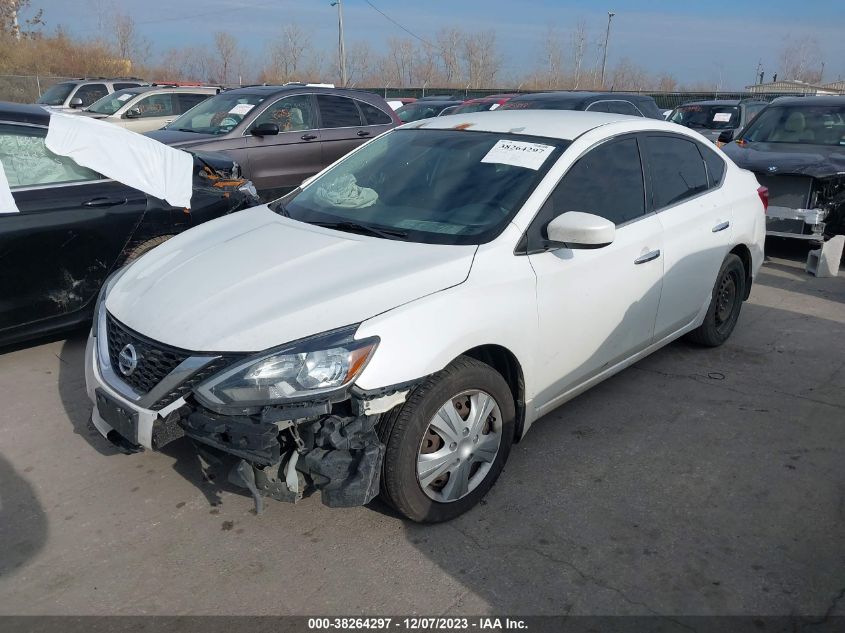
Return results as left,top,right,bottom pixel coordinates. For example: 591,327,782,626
766,206,827,240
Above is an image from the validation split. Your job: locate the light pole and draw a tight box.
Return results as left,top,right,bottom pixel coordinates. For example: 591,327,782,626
330,0,347,87
600,11,615,88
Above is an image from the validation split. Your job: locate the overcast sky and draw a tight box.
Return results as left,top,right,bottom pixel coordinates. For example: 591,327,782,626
25,0,845,89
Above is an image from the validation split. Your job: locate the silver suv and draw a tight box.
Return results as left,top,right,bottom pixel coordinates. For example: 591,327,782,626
35,78,149,110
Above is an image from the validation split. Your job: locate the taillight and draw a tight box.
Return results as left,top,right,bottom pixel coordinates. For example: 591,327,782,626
757,186,769,213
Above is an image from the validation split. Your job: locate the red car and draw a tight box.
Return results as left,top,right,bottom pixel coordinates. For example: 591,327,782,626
452,94,517,114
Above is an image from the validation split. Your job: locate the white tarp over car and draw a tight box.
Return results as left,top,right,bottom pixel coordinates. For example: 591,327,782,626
45,111,194,208
0,159,19,214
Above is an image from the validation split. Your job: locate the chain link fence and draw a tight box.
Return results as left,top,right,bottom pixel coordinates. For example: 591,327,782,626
0,74,814,110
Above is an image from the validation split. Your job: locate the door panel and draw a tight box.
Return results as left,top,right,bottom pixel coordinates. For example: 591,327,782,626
0,181,147,331
316,94,368,167
245,94,322,193
642,134,732,338
529,215,664,409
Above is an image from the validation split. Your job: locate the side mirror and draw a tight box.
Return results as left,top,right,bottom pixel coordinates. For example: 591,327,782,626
124,107,141,119
69,97,83,108
251,122,280,137
545,212,615,249
717,130,735,144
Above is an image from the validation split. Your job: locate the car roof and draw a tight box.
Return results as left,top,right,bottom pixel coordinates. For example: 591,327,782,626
222,85,384,100
0,101,50,126
508,91,653,105
678,99,743,106
768,96,845,106
400,109,675,141
463,93,518,104
126,86,218,95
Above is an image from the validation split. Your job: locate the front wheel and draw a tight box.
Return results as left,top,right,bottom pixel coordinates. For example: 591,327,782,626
378,356,515,523
686,253,746,347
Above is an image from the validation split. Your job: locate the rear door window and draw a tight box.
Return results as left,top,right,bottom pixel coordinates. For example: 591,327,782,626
585,101,610,113
74,84,109,106
317,94,363,128
605,101,642,116
644,135,709,208
357,100,392,125
177,93,211,114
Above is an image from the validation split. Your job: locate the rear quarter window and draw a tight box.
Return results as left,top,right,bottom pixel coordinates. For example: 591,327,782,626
357,100,392,125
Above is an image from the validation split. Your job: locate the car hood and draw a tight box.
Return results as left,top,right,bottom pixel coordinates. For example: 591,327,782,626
723,141,845,179
105,205,477,352
145,129,218,148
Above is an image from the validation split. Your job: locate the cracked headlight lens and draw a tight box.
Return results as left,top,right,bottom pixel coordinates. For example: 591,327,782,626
194,326,378,409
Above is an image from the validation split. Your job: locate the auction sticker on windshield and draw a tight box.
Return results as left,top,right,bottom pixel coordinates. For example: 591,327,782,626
481,139,555,170
713,112,732,122
228,103,254,116
117,93,132,102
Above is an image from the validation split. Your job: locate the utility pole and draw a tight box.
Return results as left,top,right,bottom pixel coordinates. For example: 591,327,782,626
330,0,347,87
600,11,615,88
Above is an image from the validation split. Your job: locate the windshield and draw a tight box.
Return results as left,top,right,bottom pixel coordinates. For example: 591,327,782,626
165,92,267,135
272,128,568,245
86,89,140,114
669,105,740,129
396,103,451,122
739,105,845,146
36,82,75,106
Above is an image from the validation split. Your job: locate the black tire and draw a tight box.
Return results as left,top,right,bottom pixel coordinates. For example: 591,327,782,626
686,253,746,347
377,356,515,523
123,235,175,263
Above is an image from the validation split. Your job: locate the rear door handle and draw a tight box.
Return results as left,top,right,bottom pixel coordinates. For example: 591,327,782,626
301,133,317,141
83,197,127,208
357,130,371,137
712,221,730,233
634,249,661,265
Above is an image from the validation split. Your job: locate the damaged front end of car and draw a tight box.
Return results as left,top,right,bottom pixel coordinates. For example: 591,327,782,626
90,305,410,513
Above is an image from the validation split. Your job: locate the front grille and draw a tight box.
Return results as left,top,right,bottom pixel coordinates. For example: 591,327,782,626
106,314,190,396
755,174,813,209
105,313,241,411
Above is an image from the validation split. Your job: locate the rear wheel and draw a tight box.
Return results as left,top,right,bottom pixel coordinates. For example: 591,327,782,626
686,253,746,347
378,356,515,523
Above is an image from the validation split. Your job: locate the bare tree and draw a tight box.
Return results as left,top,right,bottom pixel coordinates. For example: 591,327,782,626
267,23,310,83
540,26,563,88
346,40,372,86
213,31,240,85
609,58,648,91
462,30,500,89
655,72,678,92
1,0,43,39
569,19,587,89
413,42,442,89
111,12,150,66
779,36,824,84
436,27,463,86
386,37,414,87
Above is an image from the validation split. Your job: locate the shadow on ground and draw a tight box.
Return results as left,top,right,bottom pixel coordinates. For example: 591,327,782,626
0,454,48,578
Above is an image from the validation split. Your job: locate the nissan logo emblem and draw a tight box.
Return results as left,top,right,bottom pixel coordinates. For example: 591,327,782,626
118,343,139,377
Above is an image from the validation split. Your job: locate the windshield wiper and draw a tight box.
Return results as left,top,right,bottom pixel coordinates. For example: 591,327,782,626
311,220,408,240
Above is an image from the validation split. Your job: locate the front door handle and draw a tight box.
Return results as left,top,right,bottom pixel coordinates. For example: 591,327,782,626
83,197,127,208
634,249,661,265
301,133,317,141
712,221,730,233
356,130,371,137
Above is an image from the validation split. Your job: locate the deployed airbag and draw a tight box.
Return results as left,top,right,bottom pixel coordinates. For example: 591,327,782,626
0,159,19,214
45,112,193,208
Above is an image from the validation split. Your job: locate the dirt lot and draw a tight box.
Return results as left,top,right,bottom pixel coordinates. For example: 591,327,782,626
0,242,843,616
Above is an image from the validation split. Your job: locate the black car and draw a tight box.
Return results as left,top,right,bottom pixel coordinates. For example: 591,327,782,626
668,99,768,144
722,96,845,240
0,102,259,347
499,91,663,119
395,98,465,122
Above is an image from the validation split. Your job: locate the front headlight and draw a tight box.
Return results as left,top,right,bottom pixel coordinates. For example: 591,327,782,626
194,326,378,410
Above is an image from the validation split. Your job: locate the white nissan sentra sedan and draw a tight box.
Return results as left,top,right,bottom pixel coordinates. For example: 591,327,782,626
85,110,766,522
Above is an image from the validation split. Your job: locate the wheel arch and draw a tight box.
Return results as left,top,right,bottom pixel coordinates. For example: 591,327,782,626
460,344,526,442
729,243,753,300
